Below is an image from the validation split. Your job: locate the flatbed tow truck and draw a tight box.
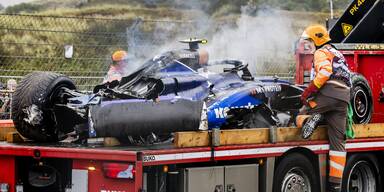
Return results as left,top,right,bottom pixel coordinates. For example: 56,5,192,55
1,0,384,191
1,121,384,192
2,122,384,192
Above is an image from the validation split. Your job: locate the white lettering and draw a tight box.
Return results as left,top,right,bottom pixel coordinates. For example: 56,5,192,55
214,108,225,118
214,103,256,119
251,85,282,94
143,155,156,162
178,53,195,58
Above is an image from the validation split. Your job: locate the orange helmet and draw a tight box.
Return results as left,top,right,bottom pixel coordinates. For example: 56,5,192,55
111,50,128,62
301,25,331,47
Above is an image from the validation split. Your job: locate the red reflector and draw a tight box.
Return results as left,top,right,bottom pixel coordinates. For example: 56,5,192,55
102,163,135,179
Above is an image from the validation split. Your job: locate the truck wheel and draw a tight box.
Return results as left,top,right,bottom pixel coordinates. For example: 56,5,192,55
351,73,373,124
12,72,76,142
342,153,381,192
273,153,320,192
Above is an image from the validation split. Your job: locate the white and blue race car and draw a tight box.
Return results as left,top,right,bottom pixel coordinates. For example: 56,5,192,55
12,39,366,144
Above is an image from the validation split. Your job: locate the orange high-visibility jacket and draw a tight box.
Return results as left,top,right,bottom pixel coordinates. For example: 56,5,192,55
311,45,351,88
103,65,124,83
311,44,352,102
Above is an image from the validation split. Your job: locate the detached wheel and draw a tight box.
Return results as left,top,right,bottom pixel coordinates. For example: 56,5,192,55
273,153,319,192
342,153,381,192
12,72,76,142
351,73,373,124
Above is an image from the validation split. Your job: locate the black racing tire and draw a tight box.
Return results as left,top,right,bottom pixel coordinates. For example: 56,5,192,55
342,153,382,192
350,73,373,124
11,72,76,142
273,153,320,192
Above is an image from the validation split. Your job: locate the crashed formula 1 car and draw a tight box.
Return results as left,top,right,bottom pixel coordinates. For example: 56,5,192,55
11,39,369,144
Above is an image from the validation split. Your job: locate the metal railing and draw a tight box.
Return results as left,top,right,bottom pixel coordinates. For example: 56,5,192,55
0,90,13,120
0,14,206,90
0,13,296,90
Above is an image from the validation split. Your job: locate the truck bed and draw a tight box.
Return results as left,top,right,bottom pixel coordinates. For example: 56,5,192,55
2,122,384,165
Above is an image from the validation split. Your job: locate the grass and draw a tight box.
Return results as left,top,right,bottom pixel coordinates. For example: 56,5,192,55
38,5,196,20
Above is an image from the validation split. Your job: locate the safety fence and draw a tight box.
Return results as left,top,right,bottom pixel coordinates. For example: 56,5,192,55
0,14,296,92
0,90,13,120
0,14,207,90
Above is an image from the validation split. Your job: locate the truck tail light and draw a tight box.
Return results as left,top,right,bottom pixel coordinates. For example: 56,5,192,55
102,163,135,179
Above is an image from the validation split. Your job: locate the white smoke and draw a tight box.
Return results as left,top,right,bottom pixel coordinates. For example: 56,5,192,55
124,9,213,71
205,8,298,76
125,4,301,79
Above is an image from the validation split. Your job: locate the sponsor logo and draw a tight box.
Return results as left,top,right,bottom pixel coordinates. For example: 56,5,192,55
252,85,281,93
178,53,196,59
214,102,255,119
143,155,156,162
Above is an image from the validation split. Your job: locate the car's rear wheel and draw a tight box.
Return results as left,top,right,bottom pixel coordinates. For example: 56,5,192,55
12,72,76,142
351,73,373,124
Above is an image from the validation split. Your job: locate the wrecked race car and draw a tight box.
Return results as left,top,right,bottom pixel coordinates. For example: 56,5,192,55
12,39,305,143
